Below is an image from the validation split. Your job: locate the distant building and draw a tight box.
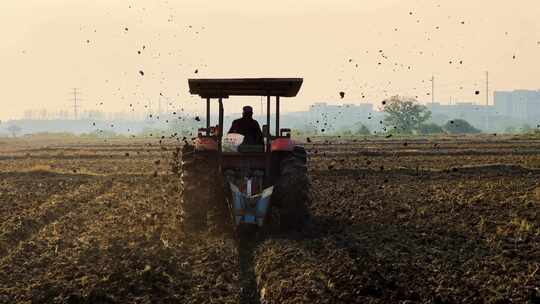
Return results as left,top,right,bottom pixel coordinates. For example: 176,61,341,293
23,110,33,120
427,102,495,119
426,102,496,131
494,90,540,123
81,110,106,120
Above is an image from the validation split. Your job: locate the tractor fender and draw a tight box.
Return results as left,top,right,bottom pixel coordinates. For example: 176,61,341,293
271,137,295,151
195,137,218,151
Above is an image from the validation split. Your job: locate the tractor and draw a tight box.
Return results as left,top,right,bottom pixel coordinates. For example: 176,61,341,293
179,78,311,234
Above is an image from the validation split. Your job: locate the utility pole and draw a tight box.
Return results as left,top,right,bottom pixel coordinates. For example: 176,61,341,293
485,71,489,106
431,75,435,104
70,88,81,120
485,71,490,131
158,95,162,116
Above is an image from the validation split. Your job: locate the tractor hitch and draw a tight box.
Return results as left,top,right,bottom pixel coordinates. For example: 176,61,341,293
229,183,273,227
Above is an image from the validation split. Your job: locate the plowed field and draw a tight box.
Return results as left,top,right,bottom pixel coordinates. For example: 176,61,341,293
0,136,539,303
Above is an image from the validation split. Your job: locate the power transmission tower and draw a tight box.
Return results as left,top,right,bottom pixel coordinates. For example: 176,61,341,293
485,71,489,106
485,71,490,131
158,95,162,116
147,99,153,118
70,88,81,120
431,75,435,104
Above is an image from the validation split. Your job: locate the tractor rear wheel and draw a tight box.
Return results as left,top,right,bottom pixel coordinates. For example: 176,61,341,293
207,176,230,235
179,144,229,234
273,147,311,232
180,144,208,232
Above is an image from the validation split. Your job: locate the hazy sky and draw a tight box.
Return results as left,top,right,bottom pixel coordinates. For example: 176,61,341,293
1,0,540,120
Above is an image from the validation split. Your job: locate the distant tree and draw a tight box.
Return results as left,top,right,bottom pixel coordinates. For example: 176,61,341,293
339,129,353,136
444,119,481,134
336,125,358,136
81,129,120,138
504,126,517,134
138,127,168,138
355,123,371,135
521,124,532,133
168,118,198,137
382,96,431,134
7,125,22,138
418,123,444,134
292,124,319,137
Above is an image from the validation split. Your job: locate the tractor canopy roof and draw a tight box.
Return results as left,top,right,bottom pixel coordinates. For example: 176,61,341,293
188,78,303,99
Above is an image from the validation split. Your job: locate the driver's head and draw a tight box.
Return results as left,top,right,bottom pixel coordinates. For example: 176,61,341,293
242,105,253,118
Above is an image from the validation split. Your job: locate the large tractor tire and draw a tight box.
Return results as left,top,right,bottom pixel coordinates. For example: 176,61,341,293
179,145,227,233
180,144,209,232
273,146,311,232
207,177,230,235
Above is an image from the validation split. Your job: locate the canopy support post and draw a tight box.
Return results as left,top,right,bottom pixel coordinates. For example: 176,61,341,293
206,98,211,135
275,96,280,136
266,95,271,137
265,95,271,178
218,98,224,172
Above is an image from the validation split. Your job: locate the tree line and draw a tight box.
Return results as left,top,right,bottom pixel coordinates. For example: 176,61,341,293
381,96,481,135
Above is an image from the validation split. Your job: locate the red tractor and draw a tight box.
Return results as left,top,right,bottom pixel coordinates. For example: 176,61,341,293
179,78,311,234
